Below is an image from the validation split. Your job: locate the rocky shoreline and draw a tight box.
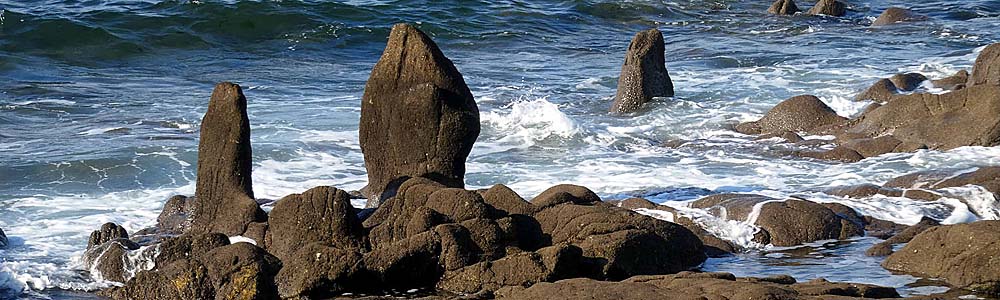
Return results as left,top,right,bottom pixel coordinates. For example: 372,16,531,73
73,8,1000,300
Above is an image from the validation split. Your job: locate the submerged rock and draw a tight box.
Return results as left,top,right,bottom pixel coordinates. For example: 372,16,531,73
883,221,1000,295
83,223,142,283
190,82,267,237
735,95,846,135
767,0,799,15
806,0,846,16
872,7,925,26
970,43,1000,86
691,195,863,247
866,216,939,256
359,23,480,208
610,28,674,114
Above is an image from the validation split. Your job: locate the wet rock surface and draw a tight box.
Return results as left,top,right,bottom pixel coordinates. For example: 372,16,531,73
806,0,846,17
359,23,480,207
883,221,1000,296
768,0,799,15
610,28,673,114
734,95,846,135
872,7,926,26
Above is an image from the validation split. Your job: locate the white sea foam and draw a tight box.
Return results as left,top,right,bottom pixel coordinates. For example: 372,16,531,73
479,97,579,151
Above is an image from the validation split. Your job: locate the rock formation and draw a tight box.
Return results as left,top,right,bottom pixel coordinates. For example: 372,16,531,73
806,0,846,17
872,7,925,26
0,227,6,248
610,28,674,114
359,23,480,208
767,0,799,15
883,221,1000,295
866,217,938,256
970,43,1000,86
690,195,863,246
931,70,968,91
734,95,846,135
190,82,267,237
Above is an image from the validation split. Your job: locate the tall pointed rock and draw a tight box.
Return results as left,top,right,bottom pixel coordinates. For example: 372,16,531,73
191,82,267,236
359,23,480,208
610,28,674,114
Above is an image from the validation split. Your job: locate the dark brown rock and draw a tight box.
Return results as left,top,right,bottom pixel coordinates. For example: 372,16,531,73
155,233,231,266
889,73,928,91
754,199,863,246
610,28,673,114
87,222,129,250
866,216,939,257
362,230,444,289
864,216,910,239
807,0,846,16
842,84,1000,150
757,131,805,143
855,78,898,102
841,135,903,158
792,278,900,298
883,221,1000,295
84,239,142,283
265,186,365,261
275,243,364,298
735,95,846,135
872,7,926,26
157,195,194,235
768,0,799,15
359,23,480,208
533,203,706,279
931,70,969,91
797,146,864,162
480,184,536,216
191,82,267,237
436,244,582,294
970,43,1000,86
530,184,602,208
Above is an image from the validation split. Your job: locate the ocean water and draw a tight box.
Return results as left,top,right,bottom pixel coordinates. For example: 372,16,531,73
1,0,999,299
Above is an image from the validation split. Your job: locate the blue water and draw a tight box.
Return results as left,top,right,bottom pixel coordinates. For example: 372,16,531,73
1,1,999,299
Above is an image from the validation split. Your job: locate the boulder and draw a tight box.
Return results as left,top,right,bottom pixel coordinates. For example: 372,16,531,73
480,184,536,216
610,28,674,114
855,78,898,102
359,23,480,207
100,242,280,300
692,195,863,246
155,233,231,266
889,73,928,91
533,202,706,279
0,227,6,248
797,146,864,162
530,184,602,208
436,244,582,294
275,243,364,298
931,70,969,91
839,135,906,158
191,82,267,237
970,43,1000,86
841,84,1000,150
157,195,195,235
872,7,926,26
767,0,799,15
866,216,939,256
883,221,1000,295
734,95,846,135
87,222,129,250
266,186,365,261
806,0,846,16
362,230,445,289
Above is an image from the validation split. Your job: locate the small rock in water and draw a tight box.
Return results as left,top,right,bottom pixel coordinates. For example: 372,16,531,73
931,70,969,91
888,72,928,92
872,7,926,26
610,28,674,114
734,95,846,135
359,23,480,208
855,78,898,102
806,0,846,17
767,0,799,15
0,227,8,248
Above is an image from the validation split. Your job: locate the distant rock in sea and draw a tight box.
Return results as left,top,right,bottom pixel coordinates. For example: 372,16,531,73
767,0,799,15
610,28,674,114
